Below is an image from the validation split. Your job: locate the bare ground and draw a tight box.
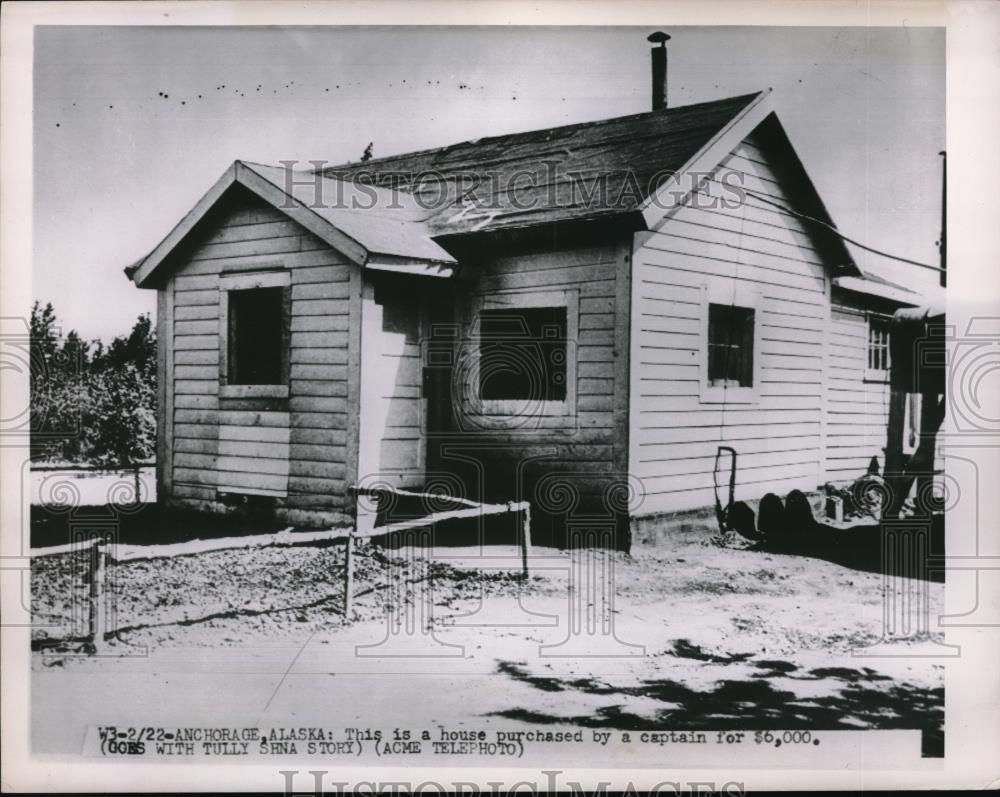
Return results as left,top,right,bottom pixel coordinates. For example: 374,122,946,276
31,521,945,756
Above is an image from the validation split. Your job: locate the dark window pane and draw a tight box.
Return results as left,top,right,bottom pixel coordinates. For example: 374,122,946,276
479,306,567,401
740,308,755,387
707,303,754,387
228,287,284,385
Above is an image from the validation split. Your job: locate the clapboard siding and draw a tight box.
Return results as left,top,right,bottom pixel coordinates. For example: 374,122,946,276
823,305,891,481
629,134,828,515
450,240,630,511
165,187,354,521
357,277,425,489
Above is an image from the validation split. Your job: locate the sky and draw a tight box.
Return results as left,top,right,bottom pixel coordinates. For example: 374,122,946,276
33,25,945,342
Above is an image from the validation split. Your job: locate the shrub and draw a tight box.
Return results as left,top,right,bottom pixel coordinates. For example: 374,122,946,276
30,302,156,486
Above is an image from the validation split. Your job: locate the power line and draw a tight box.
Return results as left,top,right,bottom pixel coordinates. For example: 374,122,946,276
738,187,945,274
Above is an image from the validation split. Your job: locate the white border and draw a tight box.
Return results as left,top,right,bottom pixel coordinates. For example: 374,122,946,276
3,2,1000,792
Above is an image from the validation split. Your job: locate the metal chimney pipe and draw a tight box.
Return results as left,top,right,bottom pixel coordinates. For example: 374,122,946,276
648,31,671,110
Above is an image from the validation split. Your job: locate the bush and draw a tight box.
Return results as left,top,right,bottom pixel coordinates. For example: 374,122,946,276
30,302,156,478
88,364,157,468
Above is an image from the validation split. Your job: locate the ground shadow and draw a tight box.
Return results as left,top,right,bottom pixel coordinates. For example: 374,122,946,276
31,503,287,548
493,657,943,758
373,509,522,550
756,513,945,583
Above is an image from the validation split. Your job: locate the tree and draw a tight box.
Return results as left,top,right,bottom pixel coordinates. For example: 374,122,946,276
29,305,157,487
30,301,59,365
88,363,156,503
93,313,155,375
29,302,85,461
61,330,90,370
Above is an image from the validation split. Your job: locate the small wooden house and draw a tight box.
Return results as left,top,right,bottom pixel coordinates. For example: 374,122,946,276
127,87,925,548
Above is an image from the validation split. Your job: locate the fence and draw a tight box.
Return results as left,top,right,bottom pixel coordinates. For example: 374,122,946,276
29,490,532,653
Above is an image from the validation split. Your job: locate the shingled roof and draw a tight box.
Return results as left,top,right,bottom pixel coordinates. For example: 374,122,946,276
128,160,455,288
317,92,765,235
130,89,862,286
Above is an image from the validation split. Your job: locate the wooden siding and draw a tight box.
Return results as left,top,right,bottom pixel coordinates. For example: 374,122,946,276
823,305,892,482
823,301,945,486
357,277,425,489
450,240,631,522
165,187,355,522
629,134,829,515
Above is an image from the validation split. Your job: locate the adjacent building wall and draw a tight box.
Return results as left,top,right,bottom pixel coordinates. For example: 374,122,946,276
824,291,941,486
824,300,893,482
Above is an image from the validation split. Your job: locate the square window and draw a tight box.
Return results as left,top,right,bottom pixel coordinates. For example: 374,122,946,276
478,306,567,401
227,286,285,385
707,303,755,387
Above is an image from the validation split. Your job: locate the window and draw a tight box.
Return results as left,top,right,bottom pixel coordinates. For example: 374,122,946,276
465,288,579,422
228,287,284,385
219,269,290,398
478,306,567,401
707,303,755,388
700,284,761,404
867,315,891,377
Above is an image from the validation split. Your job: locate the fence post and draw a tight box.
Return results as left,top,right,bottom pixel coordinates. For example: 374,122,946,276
344,532,356,619
88,539,109,654
520,503,532,580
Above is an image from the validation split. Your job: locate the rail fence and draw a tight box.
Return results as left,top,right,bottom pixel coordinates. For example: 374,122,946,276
30,488,531,654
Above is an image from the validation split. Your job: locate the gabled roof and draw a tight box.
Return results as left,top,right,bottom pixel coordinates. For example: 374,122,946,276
315,89,859,275
130,90,862,286
318,92,769,235
128,160,455,288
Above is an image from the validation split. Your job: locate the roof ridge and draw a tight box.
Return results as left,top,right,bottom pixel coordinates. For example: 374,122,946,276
315,91,765,175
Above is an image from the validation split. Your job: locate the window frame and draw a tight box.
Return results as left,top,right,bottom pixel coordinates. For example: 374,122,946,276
218,269,291,399
698,283,762,405
466,288,579,419
864,311,892,383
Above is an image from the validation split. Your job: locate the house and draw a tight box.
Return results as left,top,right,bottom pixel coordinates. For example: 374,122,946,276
127,43,929,549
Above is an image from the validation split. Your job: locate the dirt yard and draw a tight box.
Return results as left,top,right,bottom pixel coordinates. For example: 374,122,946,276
31,519,945,757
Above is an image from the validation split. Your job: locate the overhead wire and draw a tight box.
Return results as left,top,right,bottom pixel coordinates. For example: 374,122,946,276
739,187,943,273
